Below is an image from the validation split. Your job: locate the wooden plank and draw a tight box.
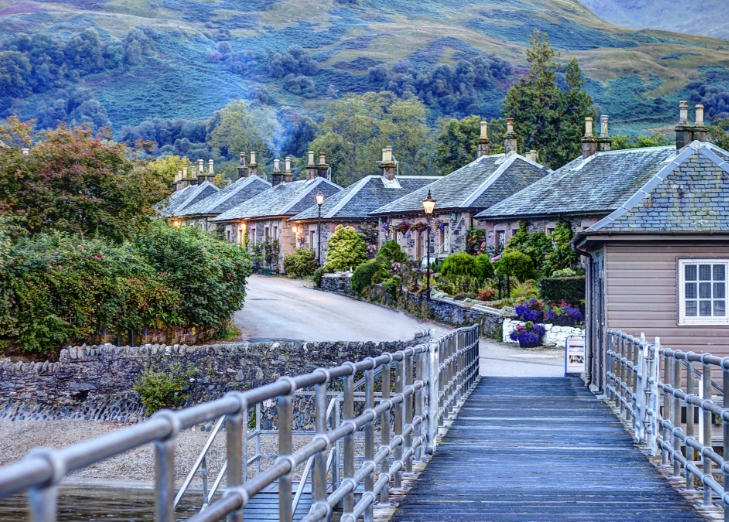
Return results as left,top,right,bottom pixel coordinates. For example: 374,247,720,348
389,378,706,522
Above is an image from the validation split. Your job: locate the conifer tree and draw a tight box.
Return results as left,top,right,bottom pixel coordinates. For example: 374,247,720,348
324,225,368,272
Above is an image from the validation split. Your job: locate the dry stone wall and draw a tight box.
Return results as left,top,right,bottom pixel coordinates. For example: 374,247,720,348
0,339,412,424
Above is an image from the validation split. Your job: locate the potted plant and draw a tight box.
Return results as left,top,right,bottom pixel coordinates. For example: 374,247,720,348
514,298,544,322
509,322,546,348
395,221,411,234
545,301,583,326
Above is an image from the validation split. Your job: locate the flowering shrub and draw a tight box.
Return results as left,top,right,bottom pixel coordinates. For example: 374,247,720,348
395,221,411,234
545,301,583,325
509,322,546,345
514,299,544,322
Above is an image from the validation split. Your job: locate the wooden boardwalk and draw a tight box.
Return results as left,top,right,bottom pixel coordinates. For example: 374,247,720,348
390,377,706,522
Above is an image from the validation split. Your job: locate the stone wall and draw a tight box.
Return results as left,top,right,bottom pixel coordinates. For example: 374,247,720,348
0,339,413,424
502,318,584,348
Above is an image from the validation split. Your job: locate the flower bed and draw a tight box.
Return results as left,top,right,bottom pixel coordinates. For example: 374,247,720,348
509,322,546,348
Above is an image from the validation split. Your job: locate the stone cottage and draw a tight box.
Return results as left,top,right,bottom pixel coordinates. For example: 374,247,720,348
288,147,439,263
213,153,342,269
370,120,551,260
156,161,219,226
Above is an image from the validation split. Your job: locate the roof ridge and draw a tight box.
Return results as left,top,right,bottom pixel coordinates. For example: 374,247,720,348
203,176,269,213
460,153,517,207
325,176,371,218
174,182,219,215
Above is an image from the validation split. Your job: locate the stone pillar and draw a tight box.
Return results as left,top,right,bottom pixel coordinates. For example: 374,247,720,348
380,146,396,180
317,152,329,179
283,156,293,183
249,151,258,178
503,118,518,154
272,158,283,186
598,115,612,152
306,151,318,181
675,101,693,150
237,152,247,179
693,104,708,143
581,117,598,159
477,121,491,157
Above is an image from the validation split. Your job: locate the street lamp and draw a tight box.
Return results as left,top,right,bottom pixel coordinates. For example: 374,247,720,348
316,192,324,267
422,189,436,299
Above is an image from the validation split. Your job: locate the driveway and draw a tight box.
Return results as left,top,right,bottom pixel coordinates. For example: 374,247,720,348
234,275,449,342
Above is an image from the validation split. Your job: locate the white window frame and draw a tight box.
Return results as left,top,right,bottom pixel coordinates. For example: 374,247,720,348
678,258,729,325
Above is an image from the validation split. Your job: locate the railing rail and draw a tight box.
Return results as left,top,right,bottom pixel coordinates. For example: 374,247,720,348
0,325,480,522
606,329,729,521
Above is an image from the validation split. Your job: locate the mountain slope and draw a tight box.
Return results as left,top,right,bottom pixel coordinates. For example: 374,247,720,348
1,0,729,137
579,0,729,40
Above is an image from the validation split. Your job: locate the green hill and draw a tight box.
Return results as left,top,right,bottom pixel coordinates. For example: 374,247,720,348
1,0,729,139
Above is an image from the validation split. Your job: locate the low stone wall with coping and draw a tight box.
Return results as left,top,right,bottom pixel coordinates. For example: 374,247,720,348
0,339,413,424
502,318,584,348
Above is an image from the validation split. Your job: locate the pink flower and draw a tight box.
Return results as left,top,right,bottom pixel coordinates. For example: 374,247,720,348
57,265,62,270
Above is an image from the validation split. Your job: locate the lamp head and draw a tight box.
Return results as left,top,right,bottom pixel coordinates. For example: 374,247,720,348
422,189,436,215
316,192,324,206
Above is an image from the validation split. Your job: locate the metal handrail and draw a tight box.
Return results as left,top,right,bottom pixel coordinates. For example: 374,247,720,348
606,329,729,519
0,325,479,522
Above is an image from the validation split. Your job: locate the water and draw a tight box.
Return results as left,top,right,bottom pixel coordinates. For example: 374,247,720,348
0,487,202,521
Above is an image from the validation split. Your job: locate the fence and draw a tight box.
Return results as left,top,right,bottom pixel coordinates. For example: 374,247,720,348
0,325,480,522
606,329,729,521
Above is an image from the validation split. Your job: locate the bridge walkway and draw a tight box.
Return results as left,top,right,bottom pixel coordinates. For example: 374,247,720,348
390,377,705,521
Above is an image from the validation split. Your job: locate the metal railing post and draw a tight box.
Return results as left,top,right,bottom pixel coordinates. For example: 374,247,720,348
278,384,294,522
313,378,328,522
649,338,660,456
723,363,729,521
225,395,245,522
380,356,391,503
27,471,57,522
702,361,713,507
662,351,671,467
404,350,413,473
394,358,404,488
152,412,178,522
686,357,695,491
343,367,355,513
414,350,424,463
634,335,646,442
364,363,375,522
671,353,682,478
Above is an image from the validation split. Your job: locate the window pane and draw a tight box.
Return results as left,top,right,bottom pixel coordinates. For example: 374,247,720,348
715,283,726,299
715,301,726,317
685,264,697,281
686,283,697,299
700,300,712,316
700,282,712,299
700,264,712,281
715,264,726,281
686,301,698,316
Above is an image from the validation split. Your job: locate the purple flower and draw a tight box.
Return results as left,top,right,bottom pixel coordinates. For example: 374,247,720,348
509,322,546,344
515,299,544,322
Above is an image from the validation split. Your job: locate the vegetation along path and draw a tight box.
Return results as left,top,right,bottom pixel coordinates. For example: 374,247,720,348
391,377,705,522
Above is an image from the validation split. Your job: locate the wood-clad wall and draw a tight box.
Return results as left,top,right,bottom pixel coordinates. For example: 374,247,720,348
605,242,729,356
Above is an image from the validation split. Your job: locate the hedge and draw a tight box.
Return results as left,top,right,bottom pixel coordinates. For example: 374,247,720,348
538,276,586,306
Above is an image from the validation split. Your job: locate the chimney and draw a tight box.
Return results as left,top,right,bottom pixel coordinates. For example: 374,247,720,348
503,118,518,154
173,171,180,191
598,115,612,152
249,151,258,178
305,151,318,181
283,156,293,183
526,150,538,162
317,152,329,179
197,159,206,184
176,170,187,190
675,101,693,150
237,152,247,179
21,148,30,156
207,159,215,183
272,158,283,186
694,104,708,143
477,121,491,157
581,117,598,159
380,146,396,181
184,163,197,186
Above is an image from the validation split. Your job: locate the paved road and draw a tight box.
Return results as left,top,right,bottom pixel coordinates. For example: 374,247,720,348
479,339,564,377
234,275,449,342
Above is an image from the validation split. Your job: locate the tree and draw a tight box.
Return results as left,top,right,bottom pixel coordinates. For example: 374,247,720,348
206,100,278,162
611,133,672,150
324,225,368,271
436,116,507,173
503,31,595,169
0,117,170,242
709,118,729,150
0,51,33,97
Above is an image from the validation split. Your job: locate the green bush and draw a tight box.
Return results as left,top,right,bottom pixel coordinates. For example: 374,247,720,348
441,253,479,279
538,276,586,305
498,251,535,282
324,225,368,272
504,221,552,275
352,259,381,294
382,276,400,300
545,221,580,275
283,249,317,278
134,367,193,416
376,240,408,265
475,254,494,281
435,275,481,296
312,267,326,287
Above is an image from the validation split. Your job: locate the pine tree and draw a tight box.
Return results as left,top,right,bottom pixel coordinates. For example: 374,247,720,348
503,31,595,169
324,225,368,272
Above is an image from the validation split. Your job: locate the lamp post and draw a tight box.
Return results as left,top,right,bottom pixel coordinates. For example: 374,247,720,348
316,192,324,267
422,189,436,300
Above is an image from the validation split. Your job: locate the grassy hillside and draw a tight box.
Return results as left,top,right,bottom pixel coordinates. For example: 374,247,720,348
1,0,729,137
579,0,729,41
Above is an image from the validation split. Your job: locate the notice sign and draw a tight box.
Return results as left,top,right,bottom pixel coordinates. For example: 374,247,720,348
564,336,585,376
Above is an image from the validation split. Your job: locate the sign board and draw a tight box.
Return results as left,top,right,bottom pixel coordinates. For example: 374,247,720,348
564,336,585,376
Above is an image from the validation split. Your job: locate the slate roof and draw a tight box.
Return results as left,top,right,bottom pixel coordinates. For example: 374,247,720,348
370,153,550,216
213,178,343,222
581,141,729,234
476,146,677,220
155,185,197,217
290,175,439,222
170,182,220,217
177,176,271,218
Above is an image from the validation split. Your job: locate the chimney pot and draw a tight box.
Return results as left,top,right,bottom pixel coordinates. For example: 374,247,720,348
480,121,488,140
477,121,491,157
382,146,393,164
237,153,247,179
695,104,705,126
584,117,594,138
274,158,280,173
600,115,609,139
679,101,689,126
675,101,693,150
581,117,598,159
317,152,329,179
250,151,257,165
503,118,518,154
506,118,514,133
526,150,538,162
308,151,315,166
248,152,258,178
306,151,317,180
272,158,283,186
598,115,612,152
283,156,293,183
198,158,204,172
319,152,326,165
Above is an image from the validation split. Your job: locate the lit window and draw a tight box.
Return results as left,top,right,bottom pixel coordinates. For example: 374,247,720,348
679,259,729,325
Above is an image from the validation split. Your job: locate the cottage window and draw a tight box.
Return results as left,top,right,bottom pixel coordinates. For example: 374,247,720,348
496,231,506,253
679,260,729,325
226,230,231,242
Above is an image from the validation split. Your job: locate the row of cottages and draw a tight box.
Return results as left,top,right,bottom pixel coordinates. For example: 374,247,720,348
156,160,221,225
370,120,551,259
288,147,440,261
479,102,729,391
212,153,342,266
